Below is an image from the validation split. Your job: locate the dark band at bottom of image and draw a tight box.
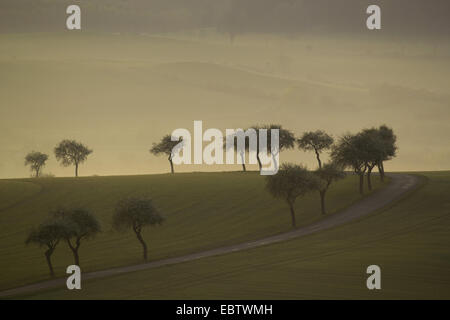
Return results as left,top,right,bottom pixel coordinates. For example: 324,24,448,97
3,300,444,319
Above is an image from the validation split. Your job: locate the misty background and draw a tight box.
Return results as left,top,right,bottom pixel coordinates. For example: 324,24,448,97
1,0,450,36
0,0,449,178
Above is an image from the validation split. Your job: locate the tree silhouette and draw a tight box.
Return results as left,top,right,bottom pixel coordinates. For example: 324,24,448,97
252,124,296,171
54,140,92,177
223,130,253,172
355,126,397,190
266,163,321,227
53,208,101,266
359,129,386,190
331,134,368,195
25,220,67,276
297,130,334,169
375,125,397,182
24,151,48,177
150,135,183,174
314,162,346,214
113,196,164,261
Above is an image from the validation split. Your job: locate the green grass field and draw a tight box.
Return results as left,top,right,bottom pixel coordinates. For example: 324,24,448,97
13,171,450,299
0,172,385,291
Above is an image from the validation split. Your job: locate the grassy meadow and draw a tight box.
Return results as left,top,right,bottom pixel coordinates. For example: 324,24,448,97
0,172,386,291
15,171,450,300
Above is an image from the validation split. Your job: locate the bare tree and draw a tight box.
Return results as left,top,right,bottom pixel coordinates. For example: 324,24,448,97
54,140,92,177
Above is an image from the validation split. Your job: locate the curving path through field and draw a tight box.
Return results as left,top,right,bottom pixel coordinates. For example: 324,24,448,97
0,173,420,298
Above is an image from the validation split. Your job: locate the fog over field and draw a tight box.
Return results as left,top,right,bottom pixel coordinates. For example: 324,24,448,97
0,1,449,178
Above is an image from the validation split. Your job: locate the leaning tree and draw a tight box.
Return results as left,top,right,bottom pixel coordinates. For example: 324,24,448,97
150,135,183,174
266,163,322,227
54,140,92,177
24,151,49,177
25,219,67,276
314,162,346,215
297,130,334,169
53,208,101,266
112,196,164,261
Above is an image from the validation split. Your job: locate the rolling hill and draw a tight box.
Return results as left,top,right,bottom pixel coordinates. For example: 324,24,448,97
12,171,450,299
0,172,386,291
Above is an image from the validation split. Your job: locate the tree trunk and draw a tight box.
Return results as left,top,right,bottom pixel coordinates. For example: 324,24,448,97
75,162,79,177
45,249,55,277
288,202,296,228
367,166,373,191
74,249,79,266
378,162,385,182
256,154,262,171
67,239,80,266
169,159,174,174
359,173,364,195
315,150,322,169
319,190,326,215
271,152,279,173
135,231,148,261
239,152,246,172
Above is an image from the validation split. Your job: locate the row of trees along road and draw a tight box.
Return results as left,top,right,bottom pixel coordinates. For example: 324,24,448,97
26,197,163,277
25,125,395,275
150,125,396,228
264,125,396,228
24,140,92,178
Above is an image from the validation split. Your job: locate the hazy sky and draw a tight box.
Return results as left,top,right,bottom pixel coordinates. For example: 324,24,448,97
1,0,450,35
1,2,449,178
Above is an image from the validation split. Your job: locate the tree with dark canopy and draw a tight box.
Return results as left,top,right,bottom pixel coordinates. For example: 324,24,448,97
53,208,101,266
358,129,386,190
331,133,369,195
24,151,49,177
112,197,164,261
54,140,92,177
375,125,397,182
266,163,322,227
25,219,68,276
356,126,397,190
150,135,183,174
297,130,334,169
252,124,296,171
332,127,394,194
314,162,346,214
